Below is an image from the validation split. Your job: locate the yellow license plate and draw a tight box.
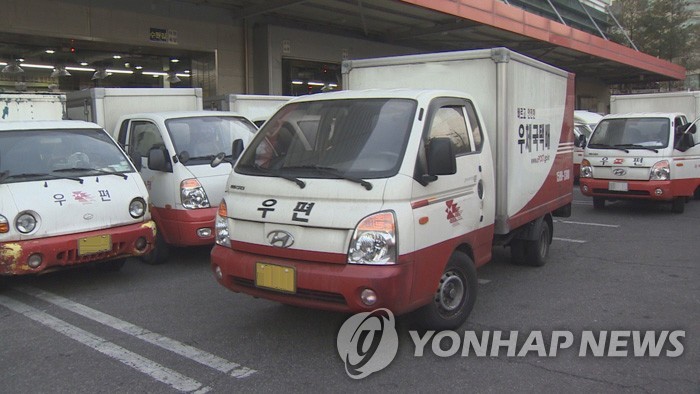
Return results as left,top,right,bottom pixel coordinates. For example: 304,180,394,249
78,235,112,256
255,263,296,293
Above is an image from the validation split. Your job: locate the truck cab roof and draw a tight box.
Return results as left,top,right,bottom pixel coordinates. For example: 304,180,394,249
286,89,474,103
114,110,250,122
0,120,101,131
601,112,687,120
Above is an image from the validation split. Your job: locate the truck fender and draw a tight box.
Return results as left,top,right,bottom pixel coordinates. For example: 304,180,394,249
514,215,553,243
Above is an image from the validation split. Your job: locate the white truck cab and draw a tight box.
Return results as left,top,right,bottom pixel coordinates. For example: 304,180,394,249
580,112,700,212
114,111,257,263
0,120,155,275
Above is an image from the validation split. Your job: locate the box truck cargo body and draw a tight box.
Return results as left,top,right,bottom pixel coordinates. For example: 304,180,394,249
341,48,575,234
205,94,291,127
211,48,574,329
66,88,203,136
611,91,700,119
1,93,65,121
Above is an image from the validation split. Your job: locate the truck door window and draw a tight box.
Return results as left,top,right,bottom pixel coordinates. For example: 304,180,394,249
465,102,483,152
429,106,472,155
129,121,164,157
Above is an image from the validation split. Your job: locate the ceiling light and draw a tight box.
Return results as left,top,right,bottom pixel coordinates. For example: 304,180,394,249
135,65,143,70
80,62,89,66
50,66,71,78
17,58,24,62
2,60,24,74
113,55,122,59
66,66,95,72
106,69,134,75
170,58,179,63
45,49,55,54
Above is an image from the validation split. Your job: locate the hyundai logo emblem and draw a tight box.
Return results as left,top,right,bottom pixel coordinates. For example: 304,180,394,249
267,230,295,248
83,213,94,220
612,168,627,176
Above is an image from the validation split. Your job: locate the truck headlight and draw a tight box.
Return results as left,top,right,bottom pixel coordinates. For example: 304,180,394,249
650,160,670,181
181,178,210,209
215,200,230,247
348,211,397,265
129,198,146,218
580,159,593,178
16,212,38,234
0,215,8,233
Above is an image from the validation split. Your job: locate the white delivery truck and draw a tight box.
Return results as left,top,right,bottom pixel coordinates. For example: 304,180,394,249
211,48,574,329
573,111,602,180
1,93,66,121
66,88,258,264
611,91,700,119
579,112,700,213
205,94,292,127
66,87,204,134
112,111,257,263
0,120,156,275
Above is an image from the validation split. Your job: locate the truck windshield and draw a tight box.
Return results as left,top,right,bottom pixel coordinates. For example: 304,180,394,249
165,116,257,165
236,98,417,179
0,128,134,184
589,118,670,149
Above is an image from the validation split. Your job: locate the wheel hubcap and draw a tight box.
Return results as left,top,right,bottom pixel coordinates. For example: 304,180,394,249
436,271,465,312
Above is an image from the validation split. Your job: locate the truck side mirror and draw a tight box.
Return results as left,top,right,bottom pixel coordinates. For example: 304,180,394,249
147,147,170,172
231,139,245,161
578,134,587,148
426,137,456,177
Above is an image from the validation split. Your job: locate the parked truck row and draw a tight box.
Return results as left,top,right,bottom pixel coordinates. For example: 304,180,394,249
4,49,699,330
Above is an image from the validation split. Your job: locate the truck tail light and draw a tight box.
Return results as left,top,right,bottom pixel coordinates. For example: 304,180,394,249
650,160,670,181
215,199,231,247
580,159,592,178
348,211,397,265
180,178,210,209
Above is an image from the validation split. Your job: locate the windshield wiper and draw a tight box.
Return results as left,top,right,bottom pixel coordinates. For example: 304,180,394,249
239,163,306,189
613,144,659,153
284,165,373,191
53,167,128,180
1,172,83,184
587,143,629,153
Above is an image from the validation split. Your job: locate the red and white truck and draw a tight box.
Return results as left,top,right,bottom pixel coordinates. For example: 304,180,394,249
211,48,574,329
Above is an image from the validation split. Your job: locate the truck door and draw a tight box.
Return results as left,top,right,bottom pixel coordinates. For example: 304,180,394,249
412,98,485,254
122,120,172,209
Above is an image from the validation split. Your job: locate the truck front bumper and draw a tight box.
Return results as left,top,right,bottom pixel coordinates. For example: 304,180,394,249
211,244,416,315
579,178,674,201
152,207,216,246
0,221,156,275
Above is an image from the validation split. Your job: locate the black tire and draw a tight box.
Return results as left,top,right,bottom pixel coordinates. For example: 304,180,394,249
510,240,526,265
694,187,700,200
140,232,170,265
593,197,605,209
412,252,477,330
523,220,551,267
671,197,685,214
97,258,126,272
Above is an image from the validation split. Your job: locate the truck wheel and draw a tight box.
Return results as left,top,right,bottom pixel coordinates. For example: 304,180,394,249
140,232,170,265
694,187,700,200
523,220,551,267
671,197,685,214
412,252,477,330
510,240,526,265
97,258,126,272
593,197,605,209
